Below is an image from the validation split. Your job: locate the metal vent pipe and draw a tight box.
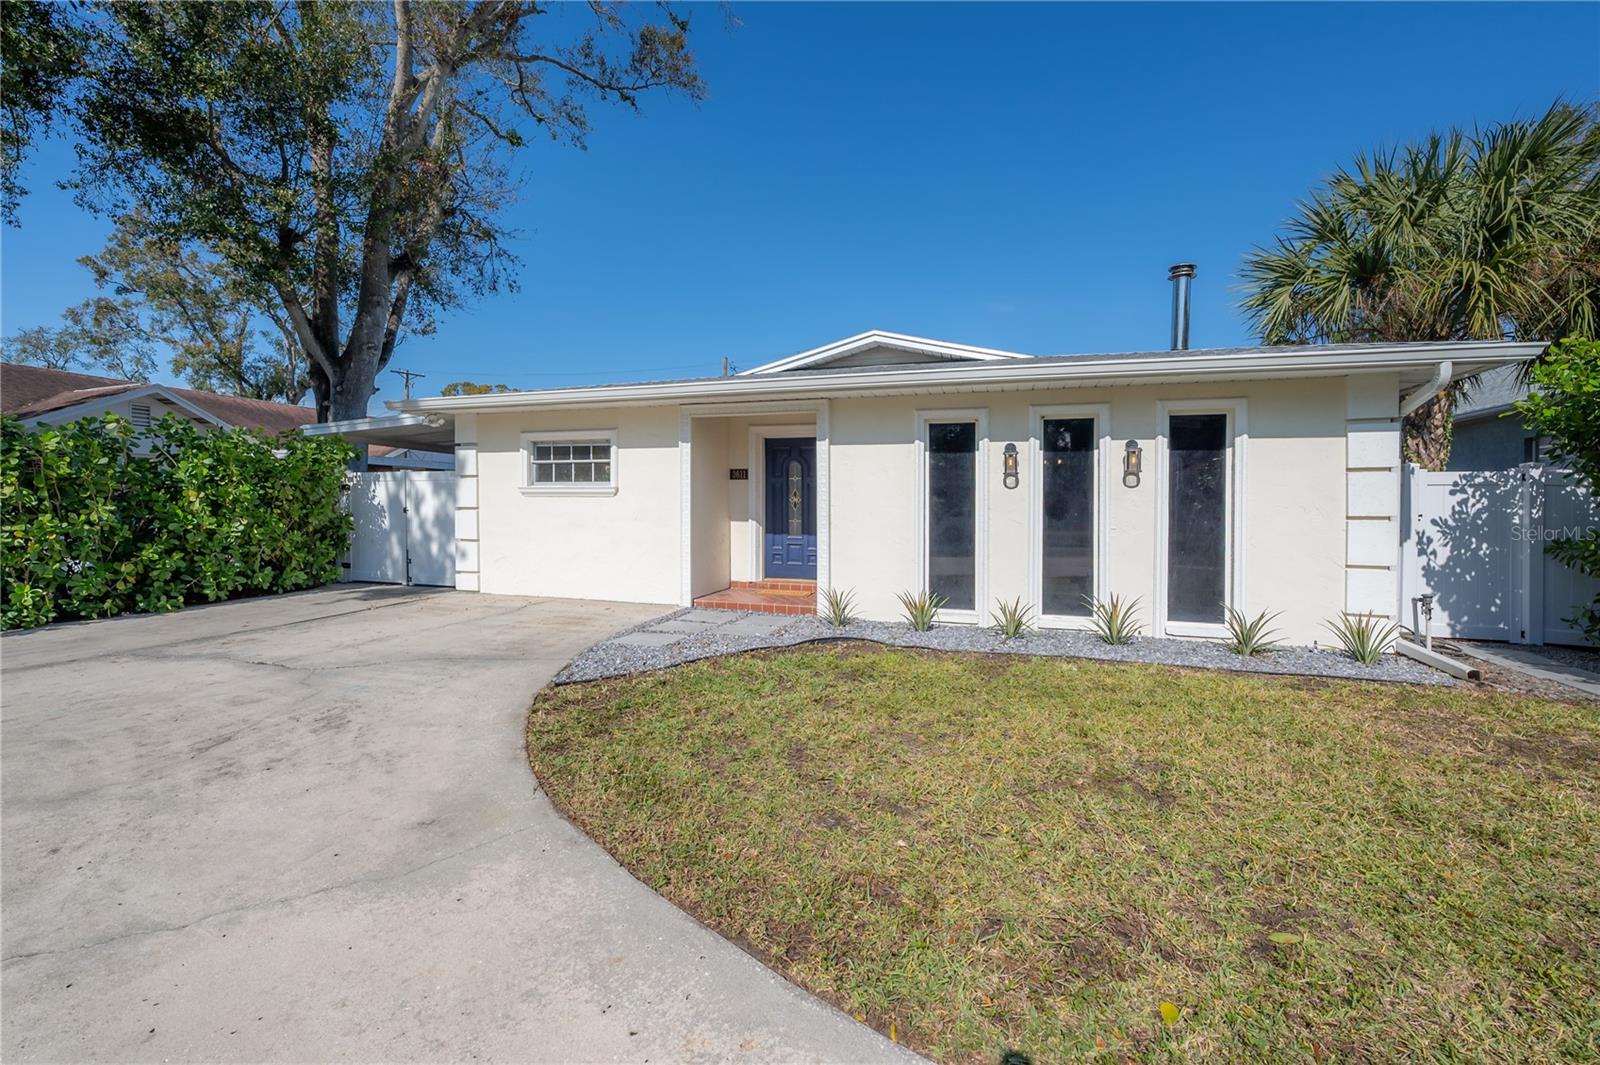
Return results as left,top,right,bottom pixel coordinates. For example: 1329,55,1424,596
1168,263,1196,350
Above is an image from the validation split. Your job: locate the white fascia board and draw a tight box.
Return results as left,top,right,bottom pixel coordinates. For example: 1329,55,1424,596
27,384,229,429
737,329,1035,375
390,341,1545,416
301,413,436,436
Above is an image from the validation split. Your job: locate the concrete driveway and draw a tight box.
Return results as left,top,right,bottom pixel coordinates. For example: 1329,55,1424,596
2,586,920,1063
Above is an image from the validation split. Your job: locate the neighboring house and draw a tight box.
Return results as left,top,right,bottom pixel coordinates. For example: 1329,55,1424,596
1447,364,1544,471
310,320,1542,646
2,363,314,441
1,363,444,470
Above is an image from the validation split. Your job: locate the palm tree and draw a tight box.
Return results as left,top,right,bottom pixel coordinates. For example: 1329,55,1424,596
1240,103,1600,469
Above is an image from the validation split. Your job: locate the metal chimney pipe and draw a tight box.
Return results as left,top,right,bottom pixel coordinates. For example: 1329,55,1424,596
1168,262,1196,350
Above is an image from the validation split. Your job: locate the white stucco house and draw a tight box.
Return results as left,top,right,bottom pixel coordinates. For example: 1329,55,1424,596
310,326,1542,645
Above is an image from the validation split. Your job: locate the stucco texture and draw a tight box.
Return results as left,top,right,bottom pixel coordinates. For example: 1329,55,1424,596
468,378,1364,645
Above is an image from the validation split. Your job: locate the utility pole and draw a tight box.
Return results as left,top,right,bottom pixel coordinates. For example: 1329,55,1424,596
721,356,729,377
390,368,425,399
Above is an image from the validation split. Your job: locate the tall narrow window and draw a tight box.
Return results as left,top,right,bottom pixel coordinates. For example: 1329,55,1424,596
927,422,977,610
1167,413,1229,623
786,459,804,535
1041,418,1095,615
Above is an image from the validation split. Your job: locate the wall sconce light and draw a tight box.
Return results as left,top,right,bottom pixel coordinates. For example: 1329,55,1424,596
1122,439,1142,487
1002,443,1019,490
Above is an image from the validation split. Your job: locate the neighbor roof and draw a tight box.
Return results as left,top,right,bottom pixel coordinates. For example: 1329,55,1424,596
384,332,1547,416
1454,363,1532,422
2,363,316,433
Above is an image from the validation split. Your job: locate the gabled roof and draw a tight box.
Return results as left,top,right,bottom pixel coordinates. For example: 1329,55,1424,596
182,391,317,434
738,330,1034,375
1,362,316,433
1,364,132,412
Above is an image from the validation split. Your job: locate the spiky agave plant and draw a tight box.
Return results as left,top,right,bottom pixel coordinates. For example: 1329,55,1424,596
896,589,946,632
1324,612,1401,664
819,587,858,627
1223,605,1283,656
992,597,1034,640
1084,593,1142,645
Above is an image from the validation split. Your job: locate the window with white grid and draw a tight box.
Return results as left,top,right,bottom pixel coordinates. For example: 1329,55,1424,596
520,431,617,495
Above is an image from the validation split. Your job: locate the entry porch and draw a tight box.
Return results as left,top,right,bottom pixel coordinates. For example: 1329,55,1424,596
680,400,830,615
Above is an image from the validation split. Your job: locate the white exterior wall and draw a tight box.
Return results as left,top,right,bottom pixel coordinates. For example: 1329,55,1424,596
465,375,1376,645
473,406,682,604
827,378,1348,645
688,418,731,598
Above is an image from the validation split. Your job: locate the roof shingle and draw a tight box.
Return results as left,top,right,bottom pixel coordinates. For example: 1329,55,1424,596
1,363,316,433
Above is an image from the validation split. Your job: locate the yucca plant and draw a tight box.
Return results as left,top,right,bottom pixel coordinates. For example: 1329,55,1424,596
896,589,946,632
819,587,858,627
1324,612,1401,665
1084,594,1142,645
1223,605,1283,657
992,597,1034,640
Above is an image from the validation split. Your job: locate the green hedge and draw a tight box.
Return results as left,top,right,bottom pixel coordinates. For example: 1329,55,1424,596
1,413,354,629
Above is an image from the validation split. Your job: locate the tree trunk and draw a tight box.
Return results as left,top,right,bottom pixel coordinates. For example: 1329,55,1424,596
308,363,332,422
1402,394,1455,471
325,356,377,422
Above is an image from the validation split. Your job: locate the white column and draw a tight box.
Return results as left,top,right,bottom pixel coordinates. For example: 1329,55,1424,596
1345,375,1401,618
453,413,480,592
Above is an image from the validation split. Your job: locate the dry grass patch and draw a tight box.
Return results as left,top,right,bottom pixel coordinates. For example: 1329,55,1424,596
528,643,1600,1064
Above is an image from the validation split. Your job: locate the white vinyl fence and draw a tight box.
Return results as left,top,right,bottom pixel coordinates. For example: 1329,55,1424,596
344,471,458,587
1403,464,1598,646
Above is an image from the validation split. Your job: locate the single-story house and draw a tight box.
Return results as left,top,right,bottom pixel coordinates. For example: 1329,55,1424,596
309,325,1542,646
1,363,447,470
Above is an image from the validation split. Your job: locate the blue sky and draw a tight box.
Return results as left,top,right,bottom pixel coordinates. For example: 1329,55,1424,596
2,2,1597,408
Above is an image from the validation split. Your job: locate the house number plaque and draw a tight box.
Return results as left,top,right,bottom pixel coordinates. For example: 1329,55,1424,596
729,468,749,480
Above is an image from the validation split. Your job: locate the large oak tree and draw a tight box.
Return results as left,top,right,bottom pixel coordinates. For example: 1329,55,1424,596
37,1,703,421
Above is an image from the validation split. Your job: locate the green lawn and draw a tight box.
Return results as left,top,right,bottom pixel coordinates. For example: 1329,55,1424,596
528,644,1600,1064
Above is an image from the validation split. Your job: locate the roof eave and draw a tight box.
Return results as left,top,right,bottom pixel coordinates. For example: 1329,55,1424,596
390,341,1546,415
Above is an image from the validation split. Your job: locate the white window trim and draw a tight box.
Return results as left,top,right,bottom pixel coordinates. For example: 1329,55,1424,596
1027,403,1112,629
914,408,989,626
519,429,618,496
1153,398,1248,638
746,423,820,582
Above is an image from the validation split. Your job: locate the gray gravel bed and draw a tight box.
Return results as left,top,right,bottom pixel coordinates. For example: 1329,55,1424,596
554,609,1452,686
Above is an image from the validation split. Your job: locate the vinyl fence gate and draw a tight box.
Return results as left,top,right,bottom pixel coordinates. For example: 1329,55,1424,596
1403,464,1597,646
345,470,458,587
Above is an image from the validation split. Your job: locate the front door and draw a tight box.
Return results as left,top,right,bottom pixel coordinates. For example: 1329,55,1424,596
764,438,817,579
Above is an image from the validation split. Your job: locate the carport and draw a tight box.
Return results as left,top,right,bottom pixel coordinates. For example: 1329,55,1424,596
303,413,460,587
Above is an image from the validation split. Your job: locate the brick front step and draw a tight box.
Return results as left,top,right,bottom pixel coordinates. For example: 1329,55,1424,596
729,579,817,593
693,583,817,616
